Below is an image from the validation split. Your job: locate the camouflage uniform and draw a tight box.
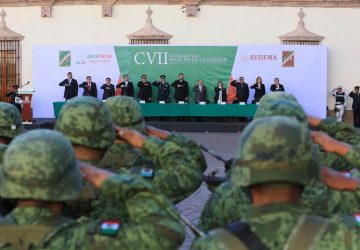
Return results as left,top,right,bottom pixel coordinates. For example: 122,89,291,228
193,117,360,250
0,129,185,249
200,94,360,231
100,96,205,203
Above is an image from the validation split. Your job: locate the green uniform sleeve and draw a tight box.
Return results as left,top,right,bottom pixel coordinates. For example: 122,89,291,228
319,118,360,145
344,146,360,170
142,136,204,203
92,174,185,250
199,182,250,232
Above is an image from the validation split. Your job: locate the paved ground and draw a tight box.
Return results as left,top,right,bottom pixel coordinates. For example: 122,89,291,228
175,132,240,250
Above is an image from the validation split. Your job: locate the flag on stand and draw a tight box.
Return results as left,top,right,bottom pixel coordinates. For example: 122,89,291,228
115,75,122,96
226,75,236,104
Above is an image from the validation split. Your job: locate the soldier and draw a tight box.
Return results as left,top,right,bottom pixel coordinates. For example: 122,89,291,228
0,102,24,216
0,129,185,249
192,116,360,250
137,74,152,102
330,85,346,122
100,96,206,204
152,75,170,103
171,73,189,103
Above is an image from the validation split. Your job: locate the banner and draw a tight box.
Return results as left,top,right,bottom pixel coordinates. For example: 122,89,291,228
32,45,327,118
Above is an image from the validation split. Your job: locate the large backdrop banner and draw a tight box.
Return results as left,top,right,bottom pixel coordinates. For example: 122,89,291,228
33,45,327,118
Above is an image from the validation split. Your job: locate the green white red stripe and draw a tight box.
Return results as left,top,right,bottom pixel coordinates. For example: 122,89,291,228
100,220,121,236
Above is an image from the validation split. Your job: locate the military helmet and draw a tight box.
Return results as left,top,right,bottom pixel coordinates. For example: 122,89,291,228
255,99,307,125
55,96,115,149
0,102,23,139
231,116,317,187
105,96,146,134
1,129,82,201
259,92,298,105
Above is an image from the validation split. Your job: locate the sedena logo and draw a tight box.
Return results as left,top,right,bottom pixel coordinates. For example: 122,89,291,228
59,51,71,67
282,51,295,67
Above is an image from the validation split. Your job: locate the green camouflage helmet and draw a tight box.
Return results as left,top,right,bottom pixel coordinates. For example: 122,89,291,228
0,129,82,201
259,92,298,106
231,116,318,187
55,96,115,149
105,96,146,134
255,99,307,125
0,102,23,139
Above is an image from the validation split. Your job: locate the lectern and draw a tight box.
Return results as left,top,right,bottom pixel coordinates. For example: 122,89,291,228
17,88,34,122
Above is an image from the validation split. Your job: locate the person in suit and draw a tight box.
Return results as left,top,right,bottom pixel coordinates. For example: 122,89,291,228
6,85,22,113
349,86,360,127
230,76,249,104
171,73,189,103
137,74,152,103
152,75,170,103
100,77,115,100
116,74,134,97
58,72,78,100
193,79,208,103
213,81,227,103
250,76,266,103
79,76,97,98
270,78,285,92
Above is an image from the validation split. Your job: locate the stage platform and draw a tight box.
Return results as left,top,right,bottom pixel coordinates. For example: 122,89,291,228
26,118,249,133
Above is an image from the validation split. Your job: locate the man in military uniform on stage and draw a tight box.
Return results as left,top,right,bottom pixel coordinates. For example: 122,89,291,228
58,72,78,100
171,73,189,102
331,85,346,122
152,75,170,103
230,76,249,104
116,74,134,97
6,85,22,113
137,74,152,102
349,85,360,127
193,116,360,250
0,129,185,250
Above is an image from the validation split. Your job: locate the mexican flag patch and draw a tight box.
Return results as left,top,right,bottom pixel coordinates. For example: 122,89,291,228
141,168,154,178
99,220,121,236
354,213,360,227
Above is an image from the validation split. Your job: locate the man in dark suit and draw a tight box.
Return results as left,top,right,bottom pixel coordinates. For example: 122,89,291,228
171,73,189,103
116,74,134,97
250,76,266,103
137,74,152,102
79,76,97,98
59,72,78,100
100,77,115,100
193,79,208,103
152,75,170,103
270,78,285,92
349,86,360,127
231,76,249,104
6,85,22,113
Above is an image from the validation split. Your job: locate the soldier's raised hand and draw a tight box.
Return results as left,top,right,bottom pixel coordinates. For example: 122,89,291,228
79,161,114,188
320,166,359,191
115,126,147,148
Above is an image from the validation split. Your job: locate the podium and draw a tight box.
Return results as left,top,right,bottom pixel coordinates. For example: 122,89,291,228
18,88,34,123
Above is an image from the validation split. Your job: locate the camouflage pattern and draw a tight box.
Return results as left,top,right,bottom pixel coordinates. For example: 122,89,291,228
1,129,82,201
104,96,146,134
0,176,185,250
231,116,316,187
0,102,23,139
0,144,7,164
344,145,360,170
55,96,115,150
193,203,360,250
258,92,298,106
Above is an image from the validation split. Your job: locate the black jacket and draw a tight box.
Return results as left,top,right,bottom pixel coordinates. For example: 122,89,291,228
59,78,78,100
231,81,249,103
214,87,227,103
250,83,266,102
116,81,134,97
171,80,189,102
349,91,360,109
152,81,170,103
79,82,97,98
137,81,152,102
270,84,285,92
101,83,115,100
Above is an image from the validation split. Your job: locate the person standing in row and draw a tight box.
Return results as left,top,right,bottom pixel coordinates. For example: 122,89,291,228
59,72,78,101
100,77,115,100
250,76,266,103
172,73,189,103
349,85,360,127
6,85,22,113
331,85,346,123
79,76,97,98
270,77,285,92
152,75,170,103
137,74,152,103
117,74,134,97
193,79,208,104
231,76,249,104
213,81,227,103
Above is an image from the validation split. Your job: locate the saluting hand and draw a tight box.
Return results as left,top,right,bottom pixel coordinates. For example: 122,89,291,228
310,131,350,156
115,126,147,148
79,161,114,188
320,166,359,191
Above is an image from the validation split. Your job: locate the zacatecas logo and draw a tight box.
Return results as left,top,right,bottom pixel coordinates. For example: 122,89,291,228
282,51,295,67
76,54,113,65
59,51,71,67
